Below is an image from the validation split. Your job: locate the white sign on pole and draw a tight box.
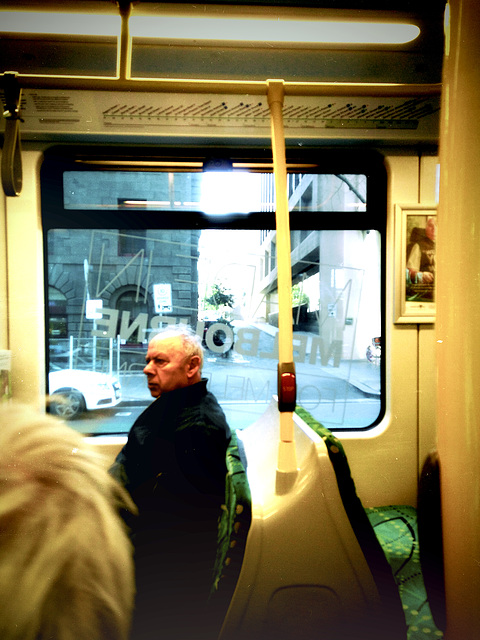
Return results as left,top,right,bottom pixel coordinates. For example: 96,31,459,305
153,283,173,313
86,299,103,320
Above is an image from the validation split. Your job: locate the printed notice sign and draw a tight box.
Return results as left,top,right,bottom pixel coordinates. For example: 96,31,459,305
153,283,172,314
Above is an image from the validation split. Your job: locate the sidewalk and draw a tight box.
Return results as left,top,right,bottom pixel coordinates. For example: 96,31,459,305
321,358,381,396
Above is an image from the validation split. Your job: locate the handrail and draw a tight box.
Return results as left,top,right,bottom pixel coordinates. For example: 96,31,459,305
0,0,441,196
117,0,132,81
267,80,298,493
0,73,442,97
0,0,442,98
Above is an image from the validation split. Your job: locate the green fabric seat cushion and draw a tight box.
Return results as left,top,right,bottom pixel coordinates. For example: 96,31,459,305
211,431,252,598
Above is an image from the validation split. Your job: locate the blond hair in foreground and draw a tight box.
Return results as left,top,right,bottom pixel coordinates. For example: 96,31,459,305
0,403,136,640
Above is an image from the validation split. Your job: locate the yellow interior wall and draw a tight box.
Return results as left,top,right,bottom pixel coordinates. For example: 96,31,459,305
5,151,45,410
342,153,438,507
0,171,7,351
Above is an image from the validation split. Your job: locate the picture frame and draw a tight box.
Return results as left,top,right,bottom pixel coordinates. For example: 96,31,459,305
394,203,437,323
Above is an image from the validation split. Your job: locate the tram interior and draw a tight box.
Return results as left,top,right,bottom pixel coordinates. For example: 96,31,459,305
0,1,449,639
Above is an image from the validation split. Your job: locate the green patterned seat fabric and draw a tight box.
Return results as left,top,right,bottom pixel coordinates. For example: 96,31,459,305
366,505,444,640
210,431,252,607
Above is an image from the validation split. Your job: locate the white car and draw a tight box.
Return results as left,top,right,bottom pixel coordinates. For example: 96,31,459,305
48,369,122,419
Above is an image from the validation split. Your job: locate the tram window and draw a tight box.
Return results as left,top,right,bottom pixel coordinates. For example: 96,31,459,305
43,156,385,435
62,171,366,213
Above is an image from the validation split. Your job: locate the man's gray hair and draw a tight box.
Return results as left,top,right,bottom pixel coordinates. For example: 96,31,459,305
150,325,204,370
0,403,136,640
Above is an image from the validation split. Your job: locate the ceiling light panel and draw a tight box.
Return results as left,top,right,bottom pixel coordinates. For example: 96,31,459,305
0,11,120,37
129,16,420,46
0,10,420,46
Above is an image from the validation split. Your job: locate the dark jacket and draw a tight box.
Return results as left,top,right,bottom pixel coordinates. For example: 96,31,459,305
110,379,231,639
111,379,230,516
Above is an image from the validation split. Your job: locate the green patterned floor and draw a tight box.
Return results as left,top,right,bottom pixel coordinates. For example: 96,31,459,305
366,505,443,640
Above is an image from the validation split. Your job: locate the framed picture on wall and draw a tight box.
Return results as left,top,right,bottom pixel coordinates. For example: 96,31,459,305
0,350,12,402
394,203,437,323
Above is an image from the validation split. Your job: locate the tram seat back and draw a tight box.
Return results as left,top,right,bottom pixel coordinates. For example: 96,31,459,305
210,431,252,620
218,399,406,640
418,450,446,631
295,407,407,634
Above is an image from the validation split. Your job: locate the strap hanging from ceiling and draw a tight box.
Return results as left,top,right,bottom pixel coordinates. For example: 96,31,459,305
1,72,23,197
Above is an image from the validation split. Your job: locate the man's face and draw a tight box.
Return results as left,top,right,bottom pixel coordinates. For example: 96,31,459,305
426,217,437,242
143,335,193,398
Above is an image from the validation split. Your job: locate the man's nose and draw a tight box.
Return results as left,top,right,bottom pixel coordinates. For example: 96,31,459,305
144,362,153,375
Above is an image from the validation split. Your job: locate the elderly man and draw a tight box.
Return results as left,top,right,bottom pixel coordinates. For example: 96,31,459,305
110,325,231,640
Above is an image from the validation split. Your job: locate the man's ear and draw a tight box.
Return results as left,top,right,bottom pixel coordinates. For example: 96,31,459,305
186,355,201,379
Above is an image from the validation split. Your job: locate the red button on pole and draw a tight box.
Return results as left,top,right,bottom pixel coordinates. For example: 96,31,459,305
278,362,296,412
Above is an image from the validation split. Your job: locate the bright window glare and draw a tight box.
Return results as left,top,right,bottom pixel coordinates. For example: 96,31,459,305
200,172,263,215
130,17,420,45
0,12,120,37
0,11,420,45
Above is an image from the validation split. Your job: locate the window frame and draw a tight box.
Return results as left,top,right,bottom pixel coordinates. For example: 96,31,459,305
41,146,387,432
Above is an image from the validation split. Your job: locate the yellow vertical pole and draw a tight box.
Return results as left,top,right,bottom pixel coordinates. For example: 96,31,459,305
267,80,298,485
437,1,480,637
117,1,132,81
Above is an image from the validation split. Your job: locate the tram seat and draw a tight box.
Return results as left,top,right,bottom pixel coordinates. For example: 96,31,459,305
417,450,446,632
210,430,252,624
294,407,408,632
217,398,406,640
